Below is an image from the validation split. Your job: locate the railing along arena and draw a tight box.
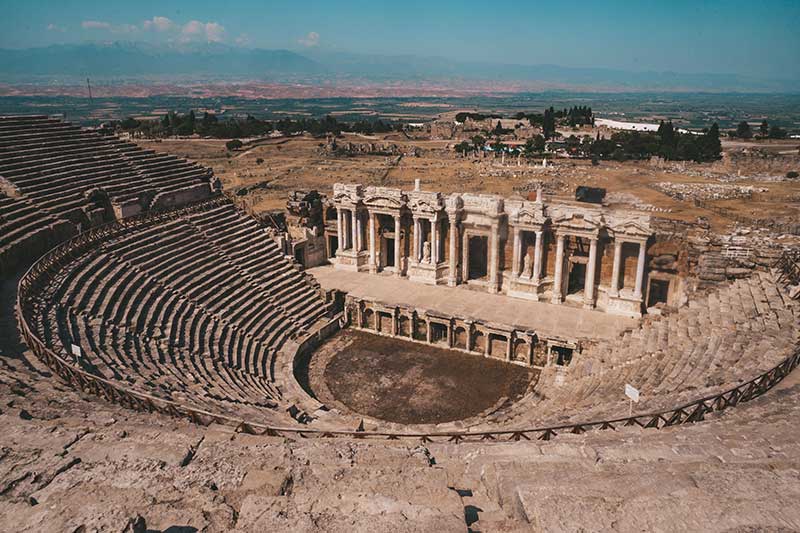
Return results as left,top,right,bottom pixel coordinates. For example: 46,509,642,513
16,204,800,443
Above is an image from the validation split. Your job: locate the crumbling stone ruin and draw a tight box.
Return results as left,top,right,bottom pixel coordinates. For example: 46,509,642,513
430,115,540,141
321,137,421,157
650,181,767,201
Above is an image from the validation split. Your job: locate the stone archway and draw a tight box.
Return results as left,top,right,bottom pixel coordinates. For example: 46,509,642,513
513,339,529,363
453,327,468,350
362,309,375,330
472,330,485,353
398,315,411,337
414,319,427,341
489,334,508,359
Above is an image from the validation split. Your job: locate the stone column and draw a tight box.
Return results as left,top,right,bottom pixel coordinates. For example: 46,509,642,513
533,229,544,283
511,227,521,278
394,215,402,277
484,332,491,356
489,221,500,293
610,240,622,296
430,217,438,264
391,309,398,336
551,233,565,304
368,211,377,273
355,210,363,252
584,237,598,309
412,216,420,263
462,231,470,282
448,214,459,286
425,319,432,343
350,210,358,252
336,207,343,254
506,333,513,361
465,323,473,351
528,338,535,366
634,241,646,299
447,321,454,348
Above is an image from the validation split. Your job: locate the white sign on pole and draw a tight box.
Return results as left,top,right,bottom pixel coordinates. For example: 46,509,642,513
71,344,82,357
624,384,640,403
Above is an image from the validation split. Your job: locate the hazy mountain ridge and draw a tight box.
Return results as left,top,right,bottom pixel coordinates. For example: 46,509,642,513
0,42,795,92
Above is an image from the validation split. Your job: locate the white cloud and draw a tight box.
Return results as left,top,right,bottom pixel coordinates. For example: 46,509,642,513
297,31,320,47
82,20,111,30
181,20,225,42
78,16,224,42
46,23,65,32
235,33,250,46
81,20,138,34
143,16,174,32
115,24,139,34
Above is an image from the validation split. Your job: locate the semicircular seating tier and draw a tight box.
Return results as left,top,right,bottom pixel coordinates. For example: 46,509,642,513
27,199,332,423
478,271,799,431
0,115,215,275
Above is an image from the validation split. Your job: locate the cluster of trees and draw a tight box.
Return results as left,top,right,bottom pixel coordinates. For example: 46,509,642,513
454,120,723,163
732,120,788,140
512,106,594,139
455,112,501,123
590,121,721,162
116,112,398,140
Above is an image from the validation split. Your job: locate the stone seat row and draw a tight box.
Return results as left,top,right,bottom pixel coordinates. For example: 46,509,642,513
0,116,210,223
27,198,332,423
483,272,798,430
55,242,293,378
49,305,286,421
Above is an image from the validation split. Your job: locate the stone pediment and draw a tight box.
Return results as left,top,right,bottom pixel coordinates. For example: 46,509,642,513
609,219,652,239
461,193,504,216
507,199,547,226
333,183,363,206
407,190,443,215
554,212,603,234
363,186,406,210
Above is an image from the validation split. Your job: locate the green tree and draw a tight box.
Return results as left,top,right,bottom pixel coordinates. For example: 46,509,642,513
226,139,243,151
735,121,752,139
471,135,486,152
699,123,722,161
454,141,472,156
768,125,787,139
543,107,556,140
490,139,506,155
657,121,677,159
120,117,139,130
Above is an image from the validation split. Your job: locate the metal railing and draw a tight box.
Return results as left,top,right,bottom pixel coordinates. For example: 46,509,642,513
15,207,800,443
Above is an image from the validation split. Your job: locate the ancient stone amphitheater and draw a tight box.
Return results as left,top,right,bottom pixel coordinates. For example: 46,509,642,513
2,115,800,532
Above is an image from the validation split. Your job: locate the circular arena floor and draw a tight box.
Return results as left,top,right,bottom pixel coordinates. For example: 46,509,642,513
305,329,537,425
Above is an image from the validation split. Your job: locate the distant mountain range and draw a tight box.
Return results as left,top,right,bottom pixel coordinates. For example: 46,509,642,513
0,42,795,92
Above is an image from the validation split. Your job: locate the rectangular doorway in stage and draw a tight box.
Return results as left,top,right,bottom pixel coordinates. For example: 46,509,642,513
468,235,488,280
648,278,670,307
328,235,339,259
385,237,395,267
567,262,586,295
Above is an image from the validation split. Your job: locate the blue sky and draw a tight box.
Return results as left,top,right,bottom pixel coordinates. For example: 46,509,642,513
3,0,799,79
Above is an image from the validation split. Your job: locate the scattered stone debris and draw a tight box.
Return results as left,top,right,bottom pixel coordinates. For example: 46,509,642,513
651,182,768,201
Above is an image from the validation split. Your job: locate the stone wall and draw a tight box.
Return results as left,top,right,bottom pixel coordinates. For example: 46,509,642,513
149,183,214,212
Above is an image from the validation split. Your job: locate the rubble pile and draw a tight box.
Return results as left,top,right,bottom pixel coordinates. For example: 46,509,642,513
652,182,768,201
605,191,673,213
321,139,420,157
